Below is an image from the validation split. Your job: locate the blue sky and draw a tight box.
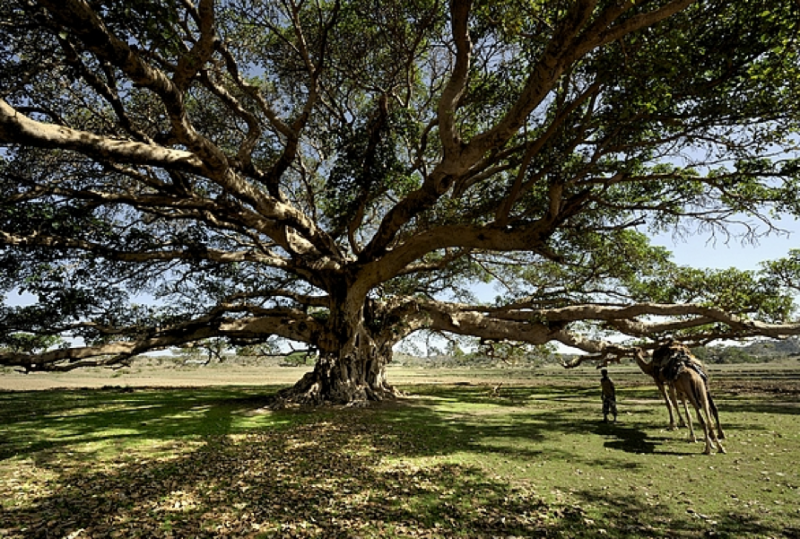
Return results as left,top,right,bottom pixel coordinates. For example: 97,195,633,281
650,218,799,271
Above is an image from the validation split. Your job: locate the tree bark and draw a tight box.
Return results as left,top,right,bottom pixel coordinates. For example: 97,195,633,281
276,292,400,405
278,334,399,405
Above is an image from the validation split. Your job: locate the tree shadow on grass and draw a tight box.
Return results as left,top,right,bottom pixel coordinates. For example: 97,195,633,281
589,410,726,458
0,424,597,538
0,387,280,462
2,405,792,539
1,386,796,538
570,488,795,539
592,420,713,457
407,382,598,409
594,421,659,455
0,388,585,537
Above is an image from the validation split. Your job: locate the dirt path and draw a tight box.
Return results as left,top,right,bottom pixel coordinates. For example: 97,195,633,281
0,365,312,391
4,362,799,395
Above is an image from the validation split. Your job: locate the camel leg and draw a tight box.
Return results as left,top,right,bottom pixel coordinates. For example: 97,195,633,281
683,373,725,455
666,384,692,440
713,428,726,454
675,386,698,443
698,403,726,454
682,386,712,453
704,397,726,454
680,396,695,442
690,401,714,454
668,383,687,427
683,398,698,444
657,383,679,430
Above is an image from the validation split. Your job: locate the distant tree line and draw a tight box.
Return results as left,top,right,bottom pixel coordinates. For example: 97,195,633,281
393,337,800,368
5,335,798,371
691,338,800,364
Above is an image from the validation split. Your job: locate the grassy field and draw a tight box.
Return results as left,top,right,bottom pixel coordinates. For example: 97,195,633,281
1,362,798,538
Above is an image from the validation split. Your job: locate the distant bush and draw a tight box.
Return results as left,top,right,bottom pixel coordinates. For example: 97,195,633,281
281,351,316,366
692,338,800,364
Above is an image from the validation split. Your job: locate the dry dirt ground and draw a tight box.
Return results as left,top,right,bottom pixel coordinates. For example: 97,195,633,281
0,357,569,391
0,364,310,391
3,360,799,396
0,362,519,391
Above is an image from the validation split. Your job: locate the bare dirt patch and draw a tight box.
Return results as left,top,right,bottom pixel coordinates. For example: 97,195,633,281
3,361,799,399
0,365,310,391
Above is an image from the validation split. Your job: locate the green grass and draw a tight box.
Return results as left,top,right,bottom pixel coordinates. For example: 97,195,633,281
0,369,798,538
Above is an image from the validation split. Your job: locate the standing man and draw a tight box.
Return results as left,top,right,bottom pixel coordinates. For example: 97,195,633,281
600,368,617,423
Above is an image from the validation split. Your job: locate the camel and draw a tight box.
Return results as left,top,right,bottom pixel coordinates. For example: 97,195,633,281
671,362,726,454
632,346,687,431
633,343,725,440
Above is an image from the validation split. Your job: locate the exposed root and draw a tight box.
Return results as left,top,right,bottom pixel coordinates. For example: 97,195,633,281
269,371,403,408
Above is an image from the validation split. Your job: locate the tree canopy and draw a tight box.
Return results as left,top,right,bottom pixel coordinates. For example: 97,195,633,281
2,0,800,402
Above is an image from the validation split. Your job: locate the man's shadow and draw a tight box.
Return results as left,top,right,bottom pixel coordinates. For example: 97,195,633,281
597,421,657,454
595,421,699,456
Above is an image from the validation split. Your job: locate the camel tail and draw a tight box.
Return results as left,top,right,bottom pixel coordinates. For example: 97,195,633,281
707,392,725,440
708,393,718,418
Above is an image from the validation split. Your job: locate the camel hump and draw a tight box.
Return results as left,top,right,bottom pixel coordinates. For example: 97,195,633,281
654,342,706,382
672,346,708,381
662,357,684,380
685,357,708,382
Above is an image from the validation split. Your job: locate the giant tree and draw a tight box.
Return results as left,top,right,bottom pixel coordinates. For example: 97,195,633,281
2,0,800,403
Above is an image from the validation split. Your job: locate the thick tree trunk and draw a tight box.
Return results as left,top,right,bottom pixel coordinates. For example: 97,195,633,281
277,315,400,405
280,350,398,405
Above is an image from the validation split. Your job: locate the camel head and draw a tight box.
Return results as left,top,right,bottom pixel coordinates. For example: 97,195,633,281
632,347,656,375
